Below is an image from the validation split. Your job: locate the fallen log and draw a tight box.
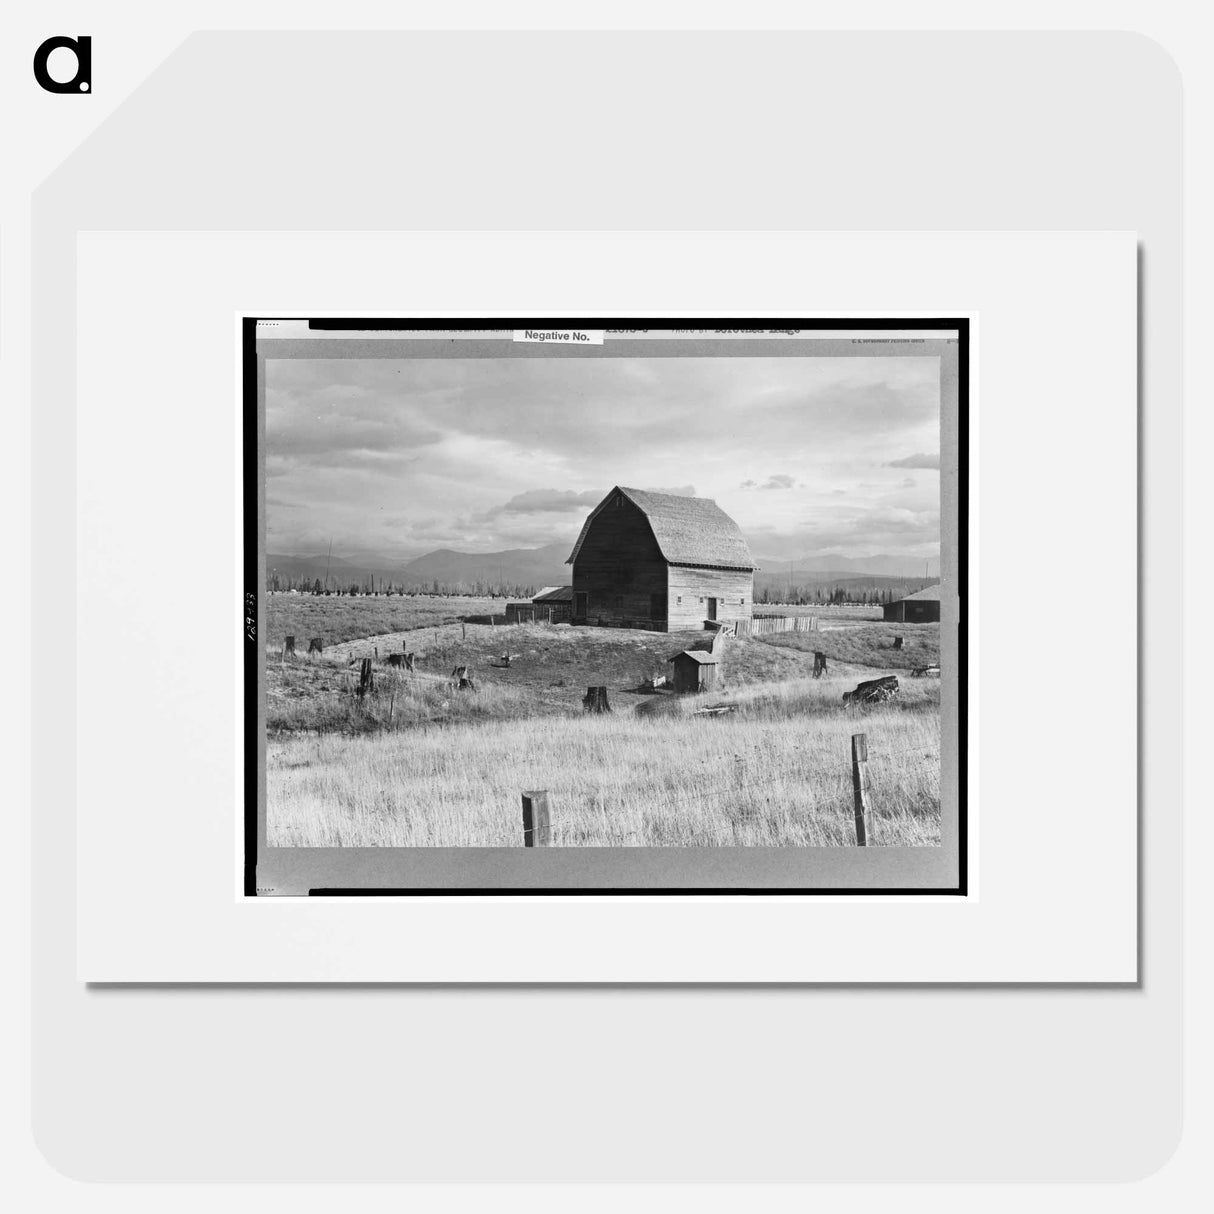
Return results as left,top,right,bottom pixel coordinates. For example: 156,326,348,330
911,665,941,678
843,675,900,705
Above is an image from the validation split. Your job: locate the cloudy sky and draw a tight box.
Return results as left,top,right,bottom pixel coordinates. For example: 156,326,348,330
265,355,940,563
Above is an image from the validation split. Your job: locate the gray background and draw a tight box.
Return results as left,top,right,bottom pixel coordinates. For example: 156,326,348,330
255,333,961,892
31,31,1178,1181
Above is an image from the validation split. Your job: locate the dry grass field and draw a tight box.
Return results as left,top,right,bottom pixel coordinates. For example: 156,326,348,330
263,597,942,848
265,591,504,648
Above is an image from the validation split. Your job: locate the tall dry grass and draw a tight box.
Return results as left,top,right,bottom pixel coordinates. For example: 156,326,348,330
267,680,939,848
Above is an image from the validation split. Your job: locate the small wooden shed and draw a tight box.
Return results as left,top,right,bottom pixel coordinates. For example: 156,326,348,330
532,585,574,623
882,585,941,623
667,649,720,694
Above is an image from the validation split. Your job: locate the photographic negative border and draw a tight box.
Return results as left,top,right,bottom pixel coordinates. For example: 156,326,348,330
244,318,968,896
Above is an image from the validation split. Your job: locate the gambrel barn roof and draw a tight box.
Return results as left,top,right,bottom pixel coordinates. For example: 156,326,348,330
566,486,757,571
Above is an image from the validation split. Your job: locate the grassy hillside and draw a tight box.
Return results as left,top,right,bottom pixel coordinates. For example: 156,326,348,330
264,592,503,649
263,611,942,847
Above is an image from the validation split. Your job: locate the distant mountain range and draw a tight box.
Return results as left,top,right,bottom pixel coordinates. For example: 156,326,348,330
266,542,937,592
265,542,571,591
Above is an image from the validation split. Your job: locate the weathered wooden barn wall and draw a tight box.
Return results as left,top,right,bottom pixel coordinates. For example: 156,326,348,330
571,496,669,628
882,598,941,624
666,565,754,631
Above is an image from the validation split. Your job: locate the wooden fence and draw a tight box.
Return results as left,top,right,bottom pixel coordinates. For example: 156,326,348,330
733,614,818,636
521,731,881,848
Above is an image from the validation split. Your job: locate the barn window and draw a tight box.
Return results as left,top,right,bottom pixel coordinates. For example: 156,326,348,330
699,597,704,604
677,596,682,604
615,494,623,508
741,597,745,606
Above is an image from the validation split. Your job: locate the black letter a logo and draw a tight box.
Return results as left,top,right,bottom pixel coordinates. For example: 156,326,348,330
33,36,92,94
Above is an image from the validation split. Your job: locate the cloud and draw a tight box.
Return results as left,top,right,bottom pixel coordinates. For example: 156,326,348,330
886,452,940,469
263,354,941,559
490,488,605,515
741,474,796,491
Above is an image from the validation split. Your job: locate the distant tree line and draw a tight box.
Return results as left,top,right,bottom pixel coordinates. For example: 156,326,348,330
265,572,540,599
757,583,936,607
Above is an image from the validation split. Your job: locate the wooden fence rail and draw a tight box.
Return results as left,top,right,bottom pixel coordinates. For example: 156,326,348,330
733,615,818,636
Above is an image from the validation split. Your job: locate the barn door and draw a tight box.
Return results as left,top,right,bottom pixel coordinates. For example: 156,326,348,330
707,597,718,621
574,592,588,620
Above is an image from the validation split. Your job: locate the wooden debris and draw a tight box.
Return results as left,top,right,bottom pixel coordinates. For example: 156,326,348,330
307,637,323,655
911,665,941,678
692,703,737,717
843,675,899,705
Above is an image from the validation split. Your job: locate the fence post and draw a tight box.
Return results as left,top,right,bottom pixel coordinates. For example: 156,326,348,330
851,733,873,845
522,790,551,847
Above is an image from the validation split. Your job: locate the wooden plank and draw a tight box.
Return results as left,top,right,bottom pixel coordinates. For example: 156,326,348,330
851,733,873,845
521,790,551,847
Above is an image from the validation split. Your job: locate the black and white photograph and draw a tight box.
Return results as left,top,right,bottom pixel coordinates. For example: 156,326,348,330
247,323,965,892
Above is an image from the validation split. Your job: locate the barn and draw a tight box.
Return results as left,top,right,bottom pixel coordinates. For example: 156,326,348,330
882,585,942,623
566,486,756,632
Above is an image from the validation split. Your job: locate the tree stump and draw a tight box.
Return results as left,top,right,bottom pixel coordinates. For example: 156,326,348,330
283,635,296,658
813,652,828,678
307,637,323,655
357,657,374,698
451,665,475,691
843,675,900,705
583,686,611,713
893,636,903,650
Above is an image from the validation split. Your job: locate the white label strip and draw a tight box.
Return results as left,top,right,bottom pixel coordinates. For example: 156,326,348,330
512,328,605,345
